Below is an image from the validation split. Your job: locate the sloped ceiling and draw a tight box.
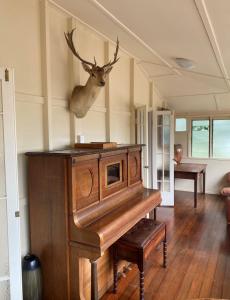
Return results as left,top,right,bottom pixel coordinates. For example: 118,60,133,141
53,0,230,113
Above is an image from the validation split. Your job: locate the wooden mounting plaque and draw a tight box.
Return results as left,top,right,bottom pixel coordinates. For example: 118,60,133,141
74,142,117,149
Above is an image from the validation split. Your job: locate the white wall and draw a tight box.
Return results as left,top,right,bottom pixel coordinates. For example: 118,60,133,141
0,0,164,257
175,120,230,194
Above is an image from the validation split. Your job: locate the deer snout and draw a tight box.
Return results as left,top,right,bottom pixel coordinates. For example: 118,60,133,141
99,81,105,86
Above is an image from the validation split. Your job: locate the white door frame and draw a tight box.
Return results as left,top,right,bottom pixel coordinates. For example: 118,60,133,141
152,110,174,206
1,67,23,299
135,105,149,187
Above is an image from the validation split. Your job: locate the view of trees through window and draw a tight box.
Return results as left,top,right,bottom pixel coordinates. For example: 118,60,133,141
213,120,230,158
190,118,230,158
192,120,210,158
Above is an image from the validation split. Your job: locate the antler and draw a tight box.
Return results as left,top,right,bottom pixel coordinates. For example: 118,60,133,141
102,37,120,69
64,28,96,67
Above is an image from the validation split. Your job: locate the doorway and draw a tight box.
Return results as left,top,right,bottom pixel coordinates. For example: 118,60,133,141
0,68,22,300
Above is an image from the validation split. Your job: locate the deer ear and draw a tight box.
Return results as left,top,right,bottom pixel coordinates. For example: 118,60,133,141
105,66,113,74
82,63,91,73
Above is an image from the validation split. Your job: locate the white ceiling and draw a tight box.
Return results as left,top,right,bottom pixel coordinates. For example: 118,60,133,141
53,0,230,113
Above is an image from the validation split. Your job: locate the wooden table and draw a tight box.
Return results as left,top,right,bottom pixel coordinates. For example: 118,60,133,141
174,163,207,208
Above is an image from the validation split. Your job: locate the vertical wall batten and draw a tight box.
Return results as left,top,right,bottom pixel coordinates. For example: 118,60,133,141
105,41,111,141
130,58,135,143
68,17,78,146
41,0,53,150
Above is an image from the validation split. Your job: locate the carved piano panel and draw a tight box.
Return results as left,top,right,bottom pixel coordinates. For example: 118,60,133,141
72,158,99,211
26,145,161,300
128,149,142,186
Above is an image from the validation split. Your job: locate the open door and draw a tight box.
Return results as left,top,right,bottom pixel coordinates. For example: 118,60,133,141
0,68,22,300
150,110,174,206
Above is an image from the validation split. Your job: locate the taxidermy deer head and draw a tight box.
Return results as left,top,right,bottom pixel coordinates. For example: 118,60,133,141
64,28,119,118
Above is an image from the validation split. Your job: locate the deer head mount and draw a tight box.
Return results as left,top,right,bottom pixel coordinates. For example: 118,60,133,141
64,28,119,118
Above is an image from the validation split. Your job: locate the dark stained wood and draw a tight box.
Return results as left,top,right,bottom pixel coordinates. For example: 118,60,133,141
74,142,117,149
26,145,161,299
174,163,207,208
100,153,128,199
102,191,230,300
91,260,99,300
72,158,99,210
128,150,142,186
113,219,167,300
26,144,143,157
27,156,70,300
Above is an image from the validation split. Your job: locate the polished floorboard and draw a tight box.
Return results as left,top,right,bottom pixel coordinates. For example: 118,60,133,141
101,191,230,300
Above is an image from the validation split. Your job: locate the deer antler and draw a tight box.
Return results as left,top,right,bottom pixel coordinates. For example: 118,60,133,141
64,28,96,67
102,37,120,69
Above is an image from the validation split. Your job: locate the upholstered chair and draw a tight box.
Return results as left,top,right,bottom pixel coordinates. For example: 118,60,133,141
220,172,230,224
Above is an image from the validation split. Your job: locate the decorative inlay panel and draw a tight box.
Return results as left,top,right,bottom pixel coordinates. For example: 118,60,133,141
72,159,99,210
128,150,141,185
77,168,93,198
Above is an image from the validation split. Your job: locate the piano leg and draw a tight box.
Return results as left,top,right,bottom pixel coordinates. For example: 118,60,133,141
90,259,98,300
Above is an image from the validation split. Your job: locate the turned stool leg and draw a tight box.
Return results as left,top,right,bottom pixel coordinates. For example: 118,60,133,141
139,271,144,300
163,240,167,268
138,256,145,300
113,246,118,294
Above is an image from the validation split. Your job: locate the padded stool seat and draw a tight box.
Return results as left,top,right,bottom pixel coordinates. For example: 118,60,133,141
113,218,167,300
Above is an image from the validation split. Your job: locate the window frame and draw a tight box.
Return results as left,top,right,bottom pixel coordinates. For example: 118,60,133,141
211,117,230,159
175,115,230,160
175,117,187,132
191,117,210,158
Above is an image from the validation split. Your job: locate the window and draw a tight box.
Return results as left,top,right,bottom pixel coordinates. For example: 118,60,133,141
175,118,187,132
191,119,210,158
188,118,230,159
213,119,230,158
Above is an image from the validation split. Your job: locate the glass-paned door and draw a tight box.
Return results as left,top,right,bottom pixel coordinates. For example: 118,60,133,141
0,68,22,300
151,110,174,206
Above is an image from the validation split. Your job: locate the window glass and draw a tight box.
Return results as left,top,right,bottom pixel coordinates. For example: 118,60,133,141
175,118,186,132
192,120,209,158
213,120,230,158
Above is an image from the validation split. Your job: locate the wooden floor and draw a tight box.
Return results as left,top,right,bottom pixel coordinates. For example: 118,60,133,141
101,191,230,300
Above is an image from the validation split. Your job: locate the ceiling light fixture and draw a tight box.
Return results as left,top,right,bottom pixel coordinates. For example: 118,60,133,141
174,57,195,70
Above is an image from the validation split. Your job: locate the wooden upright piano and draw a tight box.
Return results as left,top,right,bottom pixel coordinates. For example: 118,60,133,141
26,144,161,300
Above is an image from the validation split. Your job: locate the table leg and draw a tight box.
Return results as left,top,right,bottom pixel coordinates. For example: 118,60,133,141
203,171,206,194
90,259,98,300
194,174,198,208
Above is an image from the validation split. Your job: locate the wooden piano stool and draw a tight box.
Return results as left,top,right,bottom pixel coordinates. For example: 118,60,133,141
113,218,167,300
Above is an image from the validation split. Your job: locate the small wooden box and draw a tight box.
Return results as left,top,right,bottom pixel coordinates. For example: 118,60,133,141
74,142,117,149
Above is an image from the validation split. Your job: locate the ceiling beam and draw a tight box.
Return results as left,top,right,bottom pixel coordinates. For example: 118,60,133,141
168,91,229,98
89,0,181,76
194,0,230,90
213,95,220,111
